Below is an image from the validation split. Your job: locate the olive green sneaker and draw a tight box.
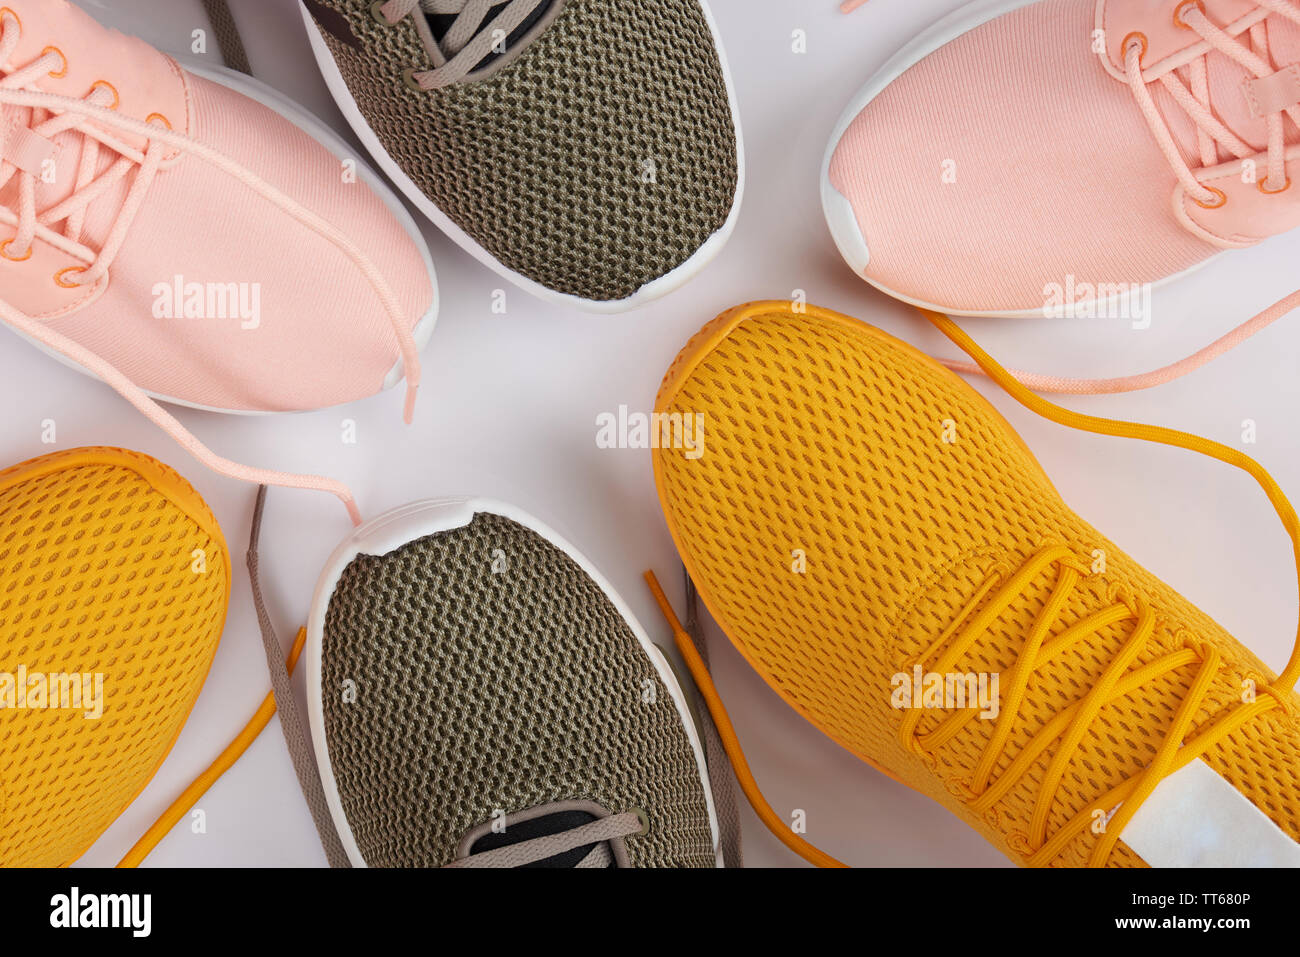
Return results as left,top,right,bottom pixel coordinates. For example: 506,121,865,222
301,499,724,867
299,0,743,311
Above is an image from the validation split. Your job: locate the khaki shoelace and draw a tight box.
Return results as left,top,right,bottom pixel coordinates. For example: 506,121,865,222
443,813,643,868
377,0,551,89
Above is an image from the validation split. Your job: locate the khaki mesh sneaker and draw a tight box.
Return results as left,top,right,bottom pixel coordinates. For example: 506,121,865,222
299,0,743,311
304,498,723,867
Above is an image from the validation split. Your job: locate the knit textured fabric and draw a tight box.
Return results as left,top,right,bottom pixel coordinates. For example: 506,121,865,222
319,511,716,867
0,448,229,867
653,302,1300,868
308,0,738,302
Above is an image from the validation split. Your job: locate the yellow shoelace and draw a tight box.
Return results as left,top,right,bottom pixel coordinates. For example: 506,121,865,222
647,307,1300,868
117,629,307,868
902,545,1237,867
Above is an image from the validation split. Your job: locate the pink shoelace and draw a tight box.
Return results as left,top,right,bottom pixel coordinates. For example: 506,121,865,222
0,11,429,525
841,0,1299,395
1126,0,1300,200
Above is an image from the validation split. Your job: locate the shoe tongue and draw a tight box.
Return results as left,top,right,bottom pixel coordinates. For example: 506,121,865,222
466,807,616,868
1102,0,1300,166
1179,15,1300,159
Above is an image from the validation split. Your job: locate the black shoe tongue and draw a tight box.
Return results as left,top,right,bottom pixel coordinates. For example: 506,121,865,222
425,1,556,73
469,808,613,868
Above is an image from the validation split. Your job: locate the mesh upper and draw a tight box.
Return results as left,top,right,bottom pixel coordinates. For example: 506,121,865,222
0,448,228,867
653,302,1300,868
311,0,738,302
319,511,715,867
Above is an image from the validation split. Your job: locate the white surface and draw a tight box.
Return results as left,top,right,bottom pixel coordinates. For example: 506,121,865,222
24,0,1295,868
1122,759,1300,867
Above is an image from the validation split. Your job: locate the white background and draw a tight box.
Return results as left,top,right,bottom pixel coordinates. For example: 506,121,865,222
27,0,1297,867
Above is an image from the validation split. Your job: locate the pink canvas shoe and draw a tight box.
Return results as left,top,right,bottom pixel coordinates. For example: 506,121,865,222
823,0,1300,319
0,0,436,420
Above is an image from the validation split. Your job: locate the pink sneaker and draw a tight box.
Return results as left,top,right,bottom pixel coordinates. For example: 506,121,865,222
0,0,436,418
823,0,1300,318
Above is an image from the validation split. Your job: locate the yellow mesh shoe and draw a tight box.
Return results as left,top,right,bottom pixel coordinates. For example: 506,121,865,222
0,448,229,867
651,301,1300,868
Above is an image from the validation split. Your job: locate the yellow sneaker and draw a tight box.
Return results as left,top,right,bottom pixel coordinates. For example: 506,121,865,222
0,448,229,866
650,301,1300,868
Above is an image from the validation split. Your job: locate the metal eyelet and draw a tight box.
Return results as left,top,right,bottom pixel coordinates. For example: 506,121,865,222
630,807,650,837
1259,176,1292,195
1193,185,1228,209
402,67,425,92
1,239,32,262
54,266,86,288
370,0,392,25
41,45,67,78
0,7,23,32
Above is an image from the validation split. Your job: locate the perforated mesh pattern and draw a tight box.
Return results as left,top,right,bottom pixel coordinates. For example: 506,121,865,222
652,303,1300,867
319,511,715,867
312,0,738,302
0,448,228,867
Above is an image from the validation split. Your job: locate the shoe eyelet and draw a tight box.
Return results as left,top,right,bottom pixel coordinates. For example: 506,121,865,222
402,68,425,92
41,45,67,78
1259,175,1292,195
1193,185,1228,209
89,80,120,109
1,239,32,262
146,112,172,130
53,266,86,288
1123,31,1149,66
0,7,22,32
370,0,393,25
630,807,650,837
1173,0,1205,28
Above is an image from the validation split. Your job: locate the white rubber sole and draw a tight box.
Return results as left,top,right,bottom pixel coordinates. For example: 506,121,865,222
304,498,725,868
300,0,745,314
18,59,440,416
819,0,1221,319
